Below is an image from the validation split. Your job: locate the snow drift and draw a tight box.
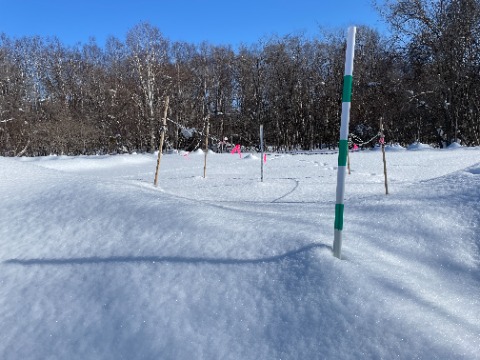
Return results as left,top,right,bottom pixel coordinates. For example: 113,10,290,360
0,148,479,359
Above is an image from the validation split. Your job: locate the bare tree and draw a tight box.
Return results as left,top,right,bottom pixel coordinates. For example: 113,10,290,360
378,0,480,146
126,22,171,152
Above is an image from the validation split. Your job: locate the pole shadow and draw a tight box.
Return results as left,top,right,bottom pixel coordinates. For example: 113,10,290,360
4,243,332,267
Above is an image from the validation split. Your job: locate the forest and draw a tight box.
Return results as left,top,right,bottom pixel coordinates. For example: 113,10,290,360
1,0,480,156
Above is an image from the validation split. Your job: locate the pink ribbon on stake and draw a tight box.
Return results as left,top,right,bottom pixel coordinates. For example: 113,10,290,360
230,144,242,158
263,154,267,163
379,137,385,145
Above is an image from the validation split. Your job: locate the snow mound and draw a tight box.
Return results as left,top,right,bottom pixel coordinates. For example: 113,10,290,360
465,164,480,175
447,142,463,149
242,153,259,160
407,142,433,150
192,149,215,156
385,144,406,152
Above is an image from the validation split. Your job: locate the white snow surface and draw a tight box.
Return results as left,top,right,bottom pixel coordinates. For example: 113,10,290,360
407,142,434,151
1,148,479,359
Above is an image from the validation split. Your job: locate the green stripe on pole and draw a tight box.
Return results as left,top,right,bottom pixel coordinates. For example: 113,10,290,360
342,75,353,102
334,204,345,230
338,139,349,167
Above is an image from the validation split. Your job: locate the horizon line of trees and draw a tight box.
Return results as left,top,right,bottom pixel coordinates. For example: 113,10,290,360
1,0,480,156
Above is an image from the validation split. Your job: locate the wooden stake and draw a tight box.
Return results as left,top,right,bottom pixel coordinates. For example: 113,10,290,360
203,116,210,178
153,96,170,187
260,124,264,182
380,117,389,195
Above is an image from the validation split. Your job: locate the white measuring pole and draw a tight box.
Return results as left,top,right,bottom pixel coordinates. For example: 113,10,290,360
260,124,264,182
333,26,357,259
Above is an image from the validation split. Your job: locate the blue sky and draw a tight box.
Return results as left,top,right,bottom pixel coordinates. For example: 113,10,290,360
0,0,386,47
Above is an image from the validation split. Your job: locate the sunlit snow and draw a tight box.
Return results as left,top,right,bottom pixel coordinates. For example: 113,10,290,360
1,146,479,359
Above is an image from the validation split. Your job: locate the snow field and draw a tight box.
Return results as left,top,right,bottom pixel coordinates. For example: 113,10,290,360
0,147,479,359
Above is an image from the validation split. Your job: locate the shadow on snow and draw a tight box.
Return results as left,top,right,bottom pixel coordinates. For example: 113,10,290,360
4,243,331,266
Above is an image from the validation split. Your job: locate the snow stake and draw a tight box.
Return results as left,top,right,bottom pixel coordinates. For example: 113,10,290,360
154,96,170,187
260,125,264,182
333,26,356,259
380,117,389,195
203,116,210,178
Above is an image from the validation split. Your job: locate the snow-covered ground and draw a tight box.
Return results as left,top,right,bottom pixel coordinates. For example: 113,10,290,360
1,145,479,359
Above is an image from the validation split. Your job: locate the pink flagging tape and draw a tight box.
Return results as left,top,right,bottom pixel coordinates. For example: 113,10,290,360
231,144,242,158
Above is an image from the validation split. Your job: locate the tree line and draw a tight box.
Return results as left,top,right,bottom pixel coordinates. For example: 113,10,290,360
1,0,479,156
